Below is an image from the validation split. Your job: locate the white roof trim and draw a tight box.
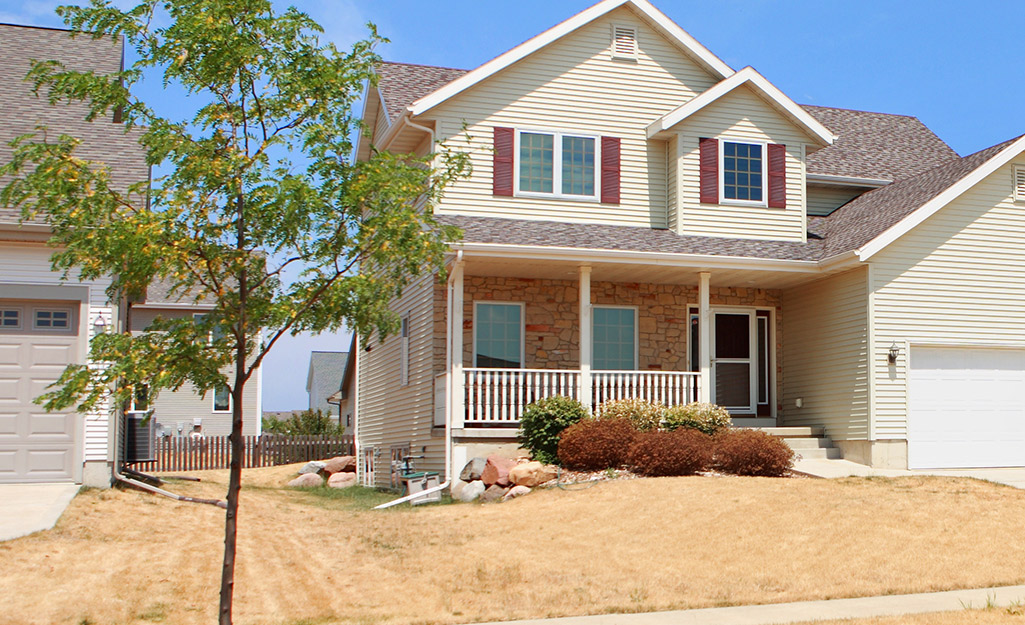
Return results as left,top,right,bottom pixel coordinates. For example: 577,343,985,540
646,66,837,145
857,135,1025,261
807,173,891,188
408,0,734,117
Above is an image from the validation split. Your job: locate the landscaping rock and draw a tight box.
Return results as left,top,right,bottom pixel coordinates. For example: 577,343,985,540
454,480,486,503
459,457,487,482
288,473,324,488
509,461,557,487
327,472,357,489
502,485,531,501
481,455,517,487
480,484,508,503
298,460,327,475
323,455,356,474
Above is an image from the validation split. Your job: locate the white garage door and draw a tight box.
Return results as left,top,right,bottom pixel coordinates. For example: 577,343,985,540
0,301,80,483
909,346,1025,469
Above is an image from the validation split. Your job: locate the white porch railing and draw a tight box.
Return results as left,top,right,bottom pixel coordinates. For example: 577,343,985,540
460,368,699,425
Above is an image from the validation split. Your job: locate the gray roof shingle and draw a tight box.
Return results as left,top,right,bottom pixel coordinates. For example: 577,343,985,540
375,62,468,123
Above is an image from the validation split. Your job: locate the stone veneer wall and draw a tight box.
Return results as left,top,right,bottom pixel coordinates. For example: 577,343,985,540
433,276,784,414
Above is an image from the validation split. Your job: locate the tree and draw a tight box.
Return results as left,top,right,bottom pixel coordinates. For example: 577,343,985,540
0,1,468,623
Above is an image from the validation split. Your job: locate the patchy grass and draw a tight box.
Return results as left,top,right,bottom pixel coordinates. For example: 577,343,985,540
2,468,1025,625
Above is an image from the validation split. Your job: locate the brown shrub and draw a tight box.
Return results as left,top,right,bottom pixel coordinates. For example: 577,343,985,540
557,418,637,471
626,429,712,477
714,429,794,477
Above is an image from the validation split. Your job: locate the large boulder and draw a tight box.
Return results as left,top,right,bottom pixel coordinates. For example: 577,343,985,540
480,484,508,503
298,460,327,475
503,485,531,501
288,473,324,488
327,472,357,489
509,461,557,487
453,480,486,503
480,455,517,487
459,457,487,482
323,455,357,474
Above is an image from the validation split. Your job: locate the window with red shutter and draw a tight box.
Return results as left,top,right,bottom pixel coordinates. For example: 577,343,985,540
493,127,514,196
601,136,620,205
767,143,786,208
699,137,719,204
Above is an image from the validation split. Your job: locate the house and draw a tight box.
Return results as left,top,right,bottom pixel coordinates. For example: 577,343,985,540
355,0,1025,486
307,350,347,419
327,340,357,435
0,24,149,486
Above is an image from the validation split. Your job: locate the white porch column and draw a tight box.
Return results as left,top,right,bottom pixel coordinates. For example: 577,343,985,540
698,271,712,403
450,260,465,428
578,266,592,411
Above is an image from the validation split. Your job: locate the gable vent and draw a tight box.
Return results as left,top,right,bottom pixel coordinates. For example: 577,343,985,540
611,25,638,59
1015,166,1025,202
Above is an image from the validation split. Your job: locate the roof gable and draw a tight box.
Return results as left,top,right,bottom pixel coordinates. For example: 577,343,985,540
407,0,734,118
647,67,835,146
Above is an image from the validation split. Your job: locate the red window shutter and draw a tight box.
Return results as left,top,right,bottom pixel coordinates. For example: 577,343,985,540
767,143,786,208
601,136,621,204
493,127,514,196
699,137,718,204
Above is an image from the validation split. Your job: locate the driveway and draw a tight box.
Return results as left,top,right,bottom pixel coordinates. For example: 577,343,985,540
0,483,79,541
795,458,1025,489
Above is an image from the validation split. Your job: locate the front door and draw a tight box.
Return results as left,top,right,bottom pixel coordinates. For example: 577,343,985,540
712,311,756,413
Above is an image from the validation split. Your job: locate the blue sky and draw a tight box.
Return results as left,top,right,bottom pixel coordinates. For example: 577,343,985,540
4,1,1022,409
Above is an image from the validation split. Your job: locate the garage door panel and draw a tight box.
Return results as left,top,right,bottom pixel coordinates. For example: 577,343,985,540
29,343,76,366
910,347,1025,469
0,342,21,366
0,413,17,436
0,377,20,402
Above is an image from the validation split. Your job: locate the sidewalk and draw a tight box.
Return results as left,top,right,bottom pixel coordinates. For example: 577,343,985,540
793,458,1025,489
476,585,1025,625
0,483,79,541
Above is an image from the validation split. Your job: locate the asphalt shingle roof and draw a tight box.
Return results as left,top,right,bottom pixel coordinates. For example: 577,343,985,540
375,62,468,123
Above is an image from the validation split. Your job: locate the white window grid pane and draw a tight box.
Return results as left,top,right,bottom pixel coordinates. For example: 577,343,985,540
593,308,635,370
561,136,595,196
1,309,20,327
214,385,231,411
723,142,763,201
475,304,522,368
34,309,70,329
519,133,554,193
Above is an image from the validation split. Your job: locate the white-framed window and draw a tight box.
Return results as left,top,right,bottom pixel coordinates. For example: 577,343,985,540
212,383,231,413
720,140,766,205
0,307,22,329
515,130,600,200
592,306,638,370
33,308,72,330
400,313,410,386
193,312,226,344
610,24,638,60
473,302,525,368
128,385,150,413
1014,165,1025,202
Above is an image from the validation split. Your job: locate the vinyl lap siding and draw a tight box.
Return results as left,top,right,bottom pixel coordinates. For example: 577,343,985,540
676,87,811,241
806,184,867,216
781,267,869,440
870,158,1025,440
357,273,441,488
430,7,718,228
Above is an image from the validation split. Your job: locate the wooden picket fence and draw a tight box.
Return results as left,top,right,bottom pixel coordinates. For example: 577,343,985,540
128,433,354,473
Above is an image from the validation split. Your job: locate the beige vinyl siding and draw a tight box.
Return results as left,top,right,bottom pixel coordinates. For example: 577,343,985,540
129,307,260,437
807,184,868,216
666,134,678,230
675,87,812,241
869,157,1025,439
357,273,441,488
430,7,718,228
781,267,869,440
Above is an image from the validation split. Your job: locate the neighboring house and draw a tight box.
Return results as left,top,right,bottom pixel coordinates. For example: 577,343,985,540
306,350,346,418
327,341,357,435
125,280,263,438
356,0,1025,485
0,24,148,486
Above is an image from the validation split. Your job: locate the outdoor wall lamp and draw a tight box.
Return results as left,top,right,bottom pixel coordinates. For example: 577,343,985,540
93,315,108,334
887,341,900,365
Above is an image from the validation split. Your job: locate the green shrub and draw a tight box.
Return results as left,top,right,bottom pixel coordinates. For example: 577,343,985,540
517,396,589,465
714,429,794,477
662,402,732,435
262,408,342,435
596,398,663,432
557,418,637,471
627,429,712,476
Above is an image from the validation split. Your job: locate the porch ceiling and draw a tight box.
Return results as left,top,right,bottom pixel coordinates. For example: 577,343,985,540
458,254,836,290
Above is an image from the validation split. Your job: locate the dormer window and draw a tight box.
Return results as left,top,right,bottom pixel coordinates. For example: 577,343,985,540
722,141,764,203
611,24,638,60
699,137,787,208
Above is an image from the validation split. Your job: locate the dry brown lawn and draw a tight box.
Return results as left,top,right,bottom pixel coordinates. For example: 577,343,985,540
808,607,1025,624
2,469,1025,625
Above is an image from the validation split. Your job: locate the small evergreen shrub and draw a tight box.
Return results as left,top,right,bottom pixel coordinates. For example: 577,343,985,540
557,418,637,471
714,429,794,477
627,429,712,476
517,396,589,465
596,398,664,432
662,402,732,435
262,408,342,435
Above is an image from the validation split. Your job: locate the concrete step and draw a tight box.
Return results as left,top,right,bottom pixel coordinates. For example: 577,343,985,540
792,447,843,460
783,436,835,450
753,426,824,438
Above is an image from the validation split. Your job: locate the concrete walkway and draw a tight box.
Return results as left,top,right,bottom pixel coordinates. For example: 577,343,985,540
478,585,1025,625
793,458,1025,489
0,483,79,541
